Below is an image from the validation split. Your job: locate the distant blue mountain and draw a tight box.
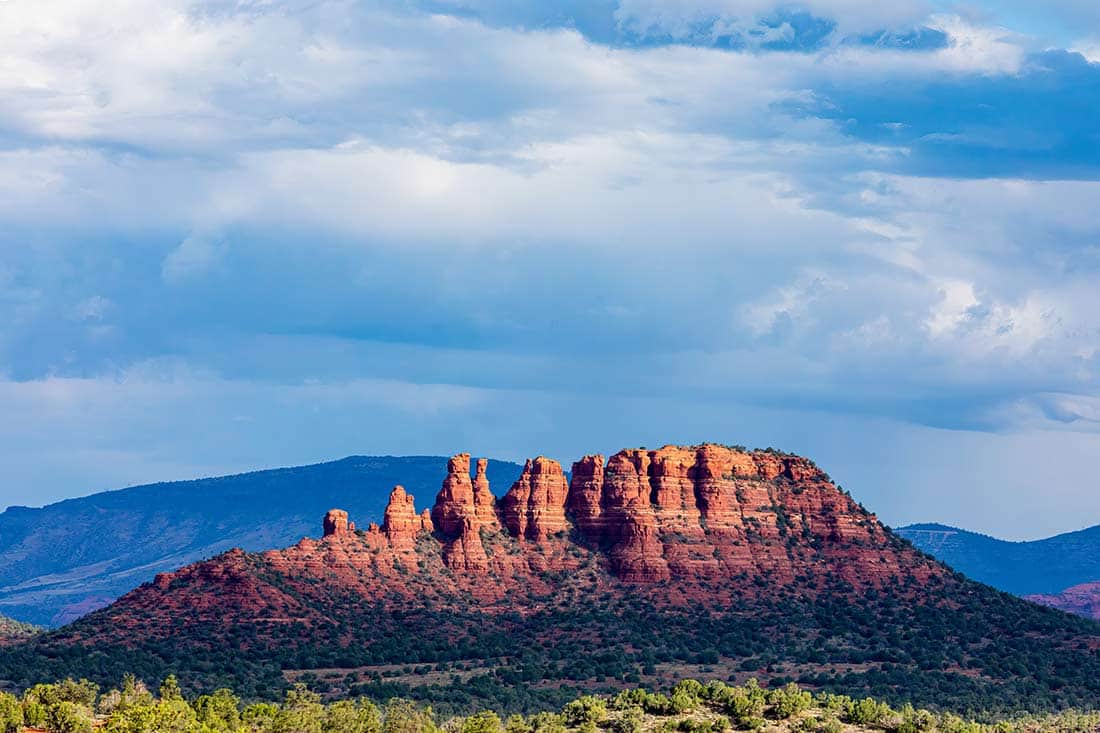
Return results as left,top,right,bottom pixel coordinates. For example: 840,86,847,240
896,522,1100,596
0,456,522,627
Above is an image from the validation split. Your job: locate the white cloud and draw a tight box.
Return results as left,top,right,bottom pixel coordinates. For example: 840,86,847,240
1,0,1099,534
162,234,225,283
1070,38,1100,62
614,0,930,39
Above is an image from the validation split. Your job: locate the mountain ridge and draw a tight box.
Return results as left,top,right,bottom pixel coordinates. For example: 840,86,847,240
895,521,1100,596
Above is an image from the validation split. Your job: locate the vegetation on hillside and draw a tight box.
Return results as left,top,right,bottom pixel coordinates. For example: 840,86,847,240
0,616,39,642
5,569,1100,717
3,676,1099,733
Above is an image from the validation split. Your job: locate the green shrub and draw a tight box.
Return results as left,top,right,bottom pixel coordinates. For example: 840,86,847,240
0,693,21,733
609,707,643,733
846,697,891,726
767,683,811,720
460,712,504,733
561,696,607,726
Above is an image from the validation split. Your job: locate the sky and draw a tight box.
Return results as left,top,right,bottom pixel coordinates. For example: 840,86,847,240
1,0,1099,540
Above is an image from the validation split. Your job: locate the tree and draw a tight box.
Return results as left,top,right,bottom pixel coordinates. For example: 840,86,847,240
195,688,242,732
159,675,183,703
383,699,438,733
0,692,22,733
561,697,606,726
46,700,93,733
504,714,532,733
274,684,324,733
461,711,503,733
242,702,280,732
323,699,381,733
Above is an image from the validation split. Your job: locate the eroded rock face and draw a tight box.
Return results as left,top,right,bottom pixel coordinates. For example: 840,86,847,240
472,458,498,527
430,454,497,571
565,454,605,535
499,457,570,541
383,486,421,551
322,509,349,538
431,454,476,537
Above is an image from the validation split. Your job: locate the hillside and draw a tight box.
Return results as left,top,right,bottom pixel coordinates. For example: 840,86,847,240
1026,581,1100,620
0,456,523,626
0,613,38,642
895,523,1100,596
4,445,1100,715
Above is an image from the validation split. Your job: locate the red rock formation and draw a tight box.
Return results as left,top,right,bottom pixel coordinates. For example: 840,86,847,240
432,454,499,534
383,486,422,551
322,509,349,538
596,450,670,581
566,454,605,535
1028,582,1100,620
431,454,494,571
431,454,475,536
499,457,570,540
472,458,498,527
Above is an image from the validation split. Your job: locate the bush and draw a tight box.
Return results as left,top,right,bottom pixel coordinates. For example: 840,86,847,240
561,696,607,726
609,708,643,733
767,683,811,720
642,693,674,716
722,688,764,728
846,697,891,726
0,693,21,733
611,689,647,712
46,701,93,733
383,699,438,733
461,711,504,733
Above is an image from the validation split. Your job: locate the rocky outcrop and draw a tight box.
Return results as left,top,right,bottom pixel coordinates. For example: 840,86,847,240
431,454,498,571
472,459,497,527
382,486,422,551
309,445,926,590
322,509,350,538
555,444,903,586
431,454,499,535
565,454,605,535
499,457,570,541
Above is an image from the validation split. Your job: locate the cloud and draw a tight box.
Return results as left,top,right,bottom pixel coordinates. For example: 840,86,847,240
162,234,226,283
1,0,1099,535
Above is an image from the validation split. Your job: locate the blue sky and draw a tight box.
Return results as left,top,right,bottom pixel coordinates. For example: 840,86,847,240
2,0,1099,539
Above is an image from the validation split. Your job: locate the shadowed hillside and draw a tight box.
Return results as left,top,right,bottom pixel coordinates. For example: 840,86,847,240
895,522,1100,596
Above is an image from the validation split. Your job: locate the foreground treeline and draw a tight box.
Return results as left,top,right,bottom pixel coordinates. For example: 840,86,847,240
2,676,1099,733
